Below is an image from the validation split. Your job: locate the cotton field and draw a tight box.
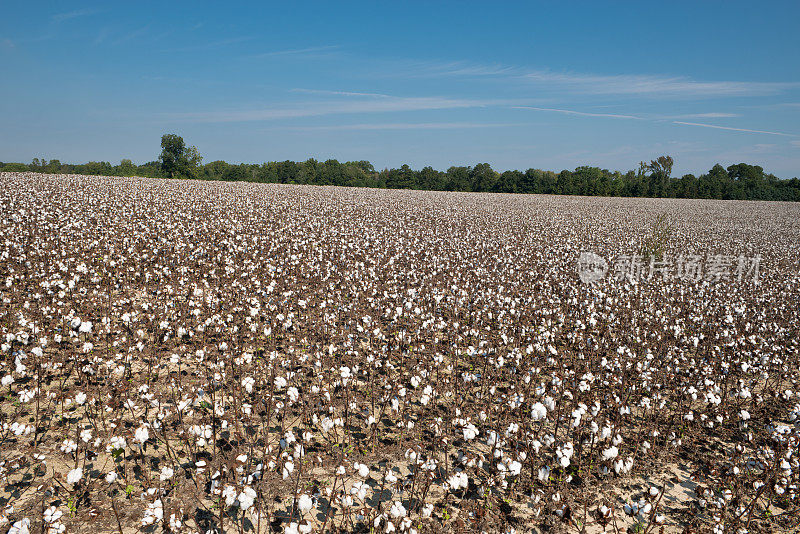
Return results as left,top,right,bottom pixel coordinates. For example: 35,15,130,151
1,172,799,534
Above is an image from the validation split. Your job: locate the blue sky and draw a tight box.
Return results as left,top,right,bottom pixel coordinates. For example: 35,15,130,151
2,1,799,177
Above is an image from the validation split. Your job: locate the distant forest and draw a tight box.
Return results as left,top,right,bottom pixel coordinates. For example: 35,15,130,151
3,134,799,201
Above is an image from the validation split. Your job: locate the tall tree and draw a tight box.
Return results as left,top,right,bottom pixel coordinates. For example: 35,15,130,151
159,134,185,178
159,134,202,178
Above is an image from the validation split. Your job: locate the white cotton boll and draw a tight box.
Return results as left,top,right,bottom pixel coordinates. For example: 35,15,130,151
109,436,127,451
135,425,149,444
297,494,313,514
238,486,257,510
602,446,619,461
106,471,118,483
358,463,370,478
321,417,334,432
447,472,469,491
66,467,83,485
160,466,174,481
242,376,255,393
532,463,547,481
283,461,295,479
506,422,519,437
531,401,547,421
389,501,406,518
9,519,31,534
462,423,479,440
141,500,163,526
351,481,369,500
222,486,237,507
614,460,624,474
44,506,63,524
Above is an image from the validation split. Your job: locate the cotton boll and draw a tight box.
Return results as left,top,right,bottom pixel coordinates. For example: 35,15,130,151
134,425,150,445
389,501,406,518
297,494,313,514
601,446,619,461
531,402,547,421
66,468,83,485
238,486,257,510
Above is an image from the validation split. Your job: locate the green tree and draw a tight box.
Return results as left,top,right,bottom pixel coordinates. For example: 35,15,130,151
159,134,202,178
638,155,673,197
470,163,498,192
118,159,136,176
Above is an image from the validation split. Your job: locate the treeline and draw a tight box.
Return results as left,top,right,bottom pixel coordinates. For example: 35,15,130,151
3,151,799,201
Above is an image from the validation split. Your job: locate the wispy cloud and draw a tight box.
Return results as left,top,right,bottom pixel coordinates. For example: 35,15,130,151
167,36,256,52
93,27,111,46
417,60,521,77
668,112,739,119
373,56,799,98
513,105,793,139
51,9,98,23
749,144,779,154
513,106,643,120
113,25,151,45
791,140,800,148
1,38,14,50
673,121,795,137
281,122,521,132
290,88,391,98
523,70,800,97
368,59,524,80
249,45,341,59
172,96,516,123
